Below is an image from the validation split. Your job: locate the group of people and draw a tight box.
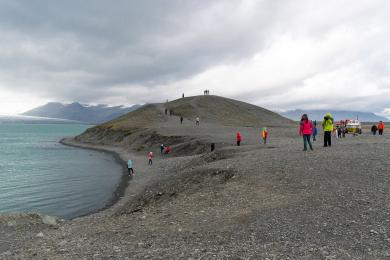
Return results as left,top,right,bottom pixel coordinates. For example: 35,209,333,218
128,105,387,175
299,113,386,151
235,127,269,146
371,121,385,135
203,90,210,95
127,145,172,176
165,108,174,116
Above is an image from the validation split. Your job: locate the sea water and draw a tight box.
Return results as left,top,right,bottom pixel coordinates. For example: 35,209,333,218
0,123,123,219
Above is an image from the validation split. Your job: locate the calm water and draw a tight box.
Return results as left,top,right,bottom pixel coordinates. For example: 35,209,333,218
0,123,123,219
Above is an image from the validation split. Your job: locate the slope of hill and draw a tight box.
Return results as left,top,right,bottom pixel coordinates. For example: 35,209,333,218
282,109,388,122
76,95,294,146
22,102,142,124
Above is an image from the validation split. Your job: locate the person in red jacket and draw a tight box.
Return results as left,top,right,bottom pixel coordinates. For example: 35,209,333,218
164,146,171,155
236,132,242,146
299,114,314,151
378,121,385,135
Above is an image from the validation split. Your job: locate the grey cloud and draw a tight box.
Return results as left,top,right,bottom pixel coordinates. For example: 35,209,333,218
1,0,390,115
0,0,278,91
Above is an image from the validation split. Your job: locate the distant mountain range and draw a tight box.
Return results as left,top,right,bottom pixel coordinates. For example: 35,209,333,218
281,109,389,122
22,102,142,124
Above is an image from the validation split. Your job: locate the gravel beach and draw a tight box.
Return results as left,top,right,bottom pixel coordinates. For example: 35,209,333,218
1,96,390,259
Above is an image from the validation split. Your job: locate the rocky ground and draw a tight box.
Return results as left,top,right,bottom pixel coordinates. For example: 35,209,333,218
1,96,390,259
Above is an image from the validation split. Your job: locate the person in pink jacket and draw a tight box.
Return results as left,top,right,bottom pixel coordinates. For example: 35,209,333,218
299,114,314,151
147,151,153,165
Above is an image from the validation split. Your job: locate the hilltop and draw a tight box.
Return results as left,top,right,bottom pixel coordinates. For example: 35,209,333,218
22,102,142,124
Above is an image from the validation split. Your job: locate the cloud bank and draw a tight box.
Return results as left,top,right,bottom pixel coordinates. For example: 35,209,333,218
0,0,390,116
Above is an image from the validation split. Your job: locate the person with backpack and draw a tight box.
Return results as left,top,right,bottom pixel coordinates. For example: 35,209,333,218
371,124,378,135
127,159,134,176
322,112,334,147
236,132,242,146
299,114,314,151
261,127,268,144
147,151,153,165
378,121,385,135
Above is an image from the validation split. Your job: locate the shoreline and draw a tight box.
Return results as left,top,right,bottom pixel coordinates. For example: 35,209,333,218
59,137,130,219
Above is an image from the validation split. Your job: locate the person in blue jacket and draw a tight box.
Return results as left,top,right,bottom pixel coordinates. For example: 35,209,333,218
127,160,134,176
312,122,318,142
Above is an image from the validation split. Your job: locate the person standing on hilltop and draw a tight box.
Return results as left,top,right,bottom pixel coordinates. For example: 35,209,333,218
127,159,134,176
196,117,200,126
299,114,314,151
261,127,268,144
147,151,153,165
236,132,242,146
322,112,334,147
378,121,385,135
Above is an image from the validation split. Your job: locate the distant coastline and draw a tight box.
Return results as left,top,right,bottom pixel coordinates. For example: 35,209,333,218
0,115,88,125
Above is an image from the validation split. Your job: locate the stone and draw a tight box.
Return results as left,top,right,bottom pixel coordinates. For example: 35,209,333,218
42,215,57,226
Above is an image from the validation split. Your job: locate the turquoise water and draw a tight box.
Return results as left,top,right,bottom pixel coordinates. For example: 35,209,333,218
0,124,123,219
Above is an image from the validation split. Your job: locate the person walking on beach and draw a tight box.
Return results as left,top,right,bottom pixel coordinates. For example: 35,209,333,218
312,122,318,142
127,159,134,176
299,114,314,151
147,151,153,165
371,124,378,135
236,132,242,146
160,144,165,155
180,116,183,124
378,121,385,135
322,112,334,147
196,117,200,126
261,127,268,144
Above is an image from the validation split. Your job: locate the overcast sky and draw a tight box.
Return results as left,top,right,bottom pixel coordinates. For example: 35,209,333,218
1,0,390,117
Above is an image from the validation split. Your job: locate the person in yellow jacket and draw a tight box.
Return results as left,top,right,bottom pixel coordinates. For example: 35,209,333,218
322,112,334,147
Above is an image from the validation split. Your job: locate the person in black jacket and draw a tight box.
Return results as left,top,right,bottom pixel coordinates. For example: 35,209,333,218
371,124,378,135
